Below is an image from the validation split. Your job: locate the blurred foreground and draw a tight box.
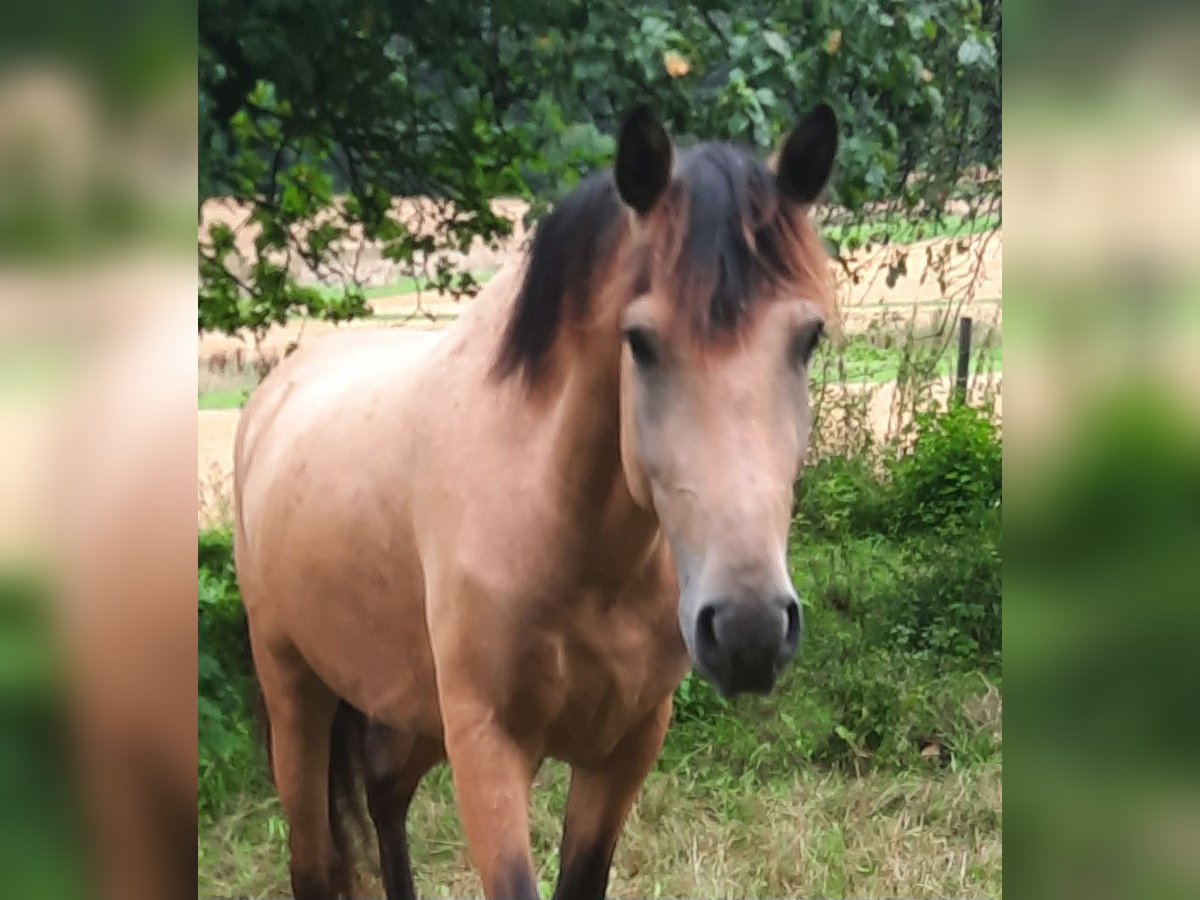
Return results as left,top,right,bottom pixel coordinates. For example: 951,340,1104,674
0,9,197,898
1005,4,1200,899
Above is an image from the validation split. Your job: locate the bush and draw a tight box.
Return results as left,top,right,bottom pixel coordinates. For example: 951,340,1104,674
887,404,1001,536
877,510,1002,668
663,604,1002,777
795,404,1002,543
769,404,1003,769
793,455,889,541
198,530,262,814
793,405,1002,669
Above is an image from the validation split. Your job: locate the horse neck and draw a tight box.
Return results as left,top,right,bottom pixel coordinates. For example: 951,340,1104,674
540,293,661,578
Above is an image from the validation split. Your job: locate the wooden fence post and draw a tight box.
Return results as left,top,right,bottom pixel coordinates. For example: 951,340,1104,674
955,316,973,405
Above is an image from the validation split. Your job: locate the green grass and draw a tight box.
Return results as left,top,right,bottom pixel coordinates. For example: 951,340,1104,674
200,757,1001,899
313,278,425,300
199,652,1001,898
813,341,1003,386
198,389,250,410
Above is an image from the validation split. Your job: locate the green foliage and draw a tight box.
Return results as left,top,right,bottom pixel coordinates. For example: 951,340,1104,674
667,529,1001,776
792,455,890,539
671,670,728,727
665,603,1001,778
878,514,1001,665
199,0,1001,336
796,404,1001,540
198,530,265,813
198,389,251,410
793,406,1002,671
887,404,1002,535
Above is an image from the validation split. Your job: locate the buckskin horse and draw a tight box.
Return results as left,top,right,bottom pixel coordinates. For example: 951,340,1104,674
233,103,838,899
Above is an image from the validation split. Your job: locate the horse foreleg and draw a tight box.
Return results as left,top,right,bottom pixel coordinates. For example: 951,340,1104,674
253,642,350,899
551,698,672,900
362,724,445,900
442,703,541,900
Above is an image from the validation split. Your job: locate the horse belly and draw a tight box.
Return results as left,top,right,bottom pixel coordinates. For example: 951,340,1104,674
245,509,445,738
300,584,440,733
239,434,444,739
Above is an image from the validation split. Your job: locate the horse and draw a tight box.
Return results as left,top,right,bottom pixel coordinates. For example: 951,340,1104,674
233,103,838,900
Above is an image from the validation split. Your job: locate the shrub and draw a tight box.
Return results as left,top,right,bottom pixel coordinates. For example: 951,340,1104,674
198,530,262,813
795,404,1002,543
886,404,1001,536
877,510,1002,668
793,454,889,540
663,606,1002,777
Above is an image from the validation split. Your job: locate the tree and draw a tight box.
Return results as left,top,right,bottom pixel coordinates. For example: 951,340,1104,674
199,0,1000,338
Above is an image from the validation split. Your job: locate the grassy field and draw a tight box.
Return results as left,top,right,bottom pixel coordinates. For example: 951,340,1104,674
200,751,1001,898
200,641,1002,898
312,271,498,302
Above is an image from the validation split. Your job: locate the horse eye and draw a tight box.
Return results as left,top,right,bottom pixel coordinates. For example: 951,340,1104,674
792,321,825,366
624,327,660,368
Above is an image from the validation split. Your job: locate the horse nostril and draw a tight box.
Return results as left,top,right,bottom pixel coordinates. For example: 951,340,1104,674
696,603,719,652
783,598,802,647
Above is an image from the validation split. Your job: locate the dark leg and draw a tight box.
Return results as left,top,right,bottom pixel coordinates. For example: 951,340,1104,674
362,724,445,900
253,644,348,900
551,699,671,900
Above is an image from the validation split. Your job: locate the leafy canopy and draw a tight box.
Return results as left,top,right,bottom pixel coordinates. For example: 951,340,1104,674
199,0,1000,336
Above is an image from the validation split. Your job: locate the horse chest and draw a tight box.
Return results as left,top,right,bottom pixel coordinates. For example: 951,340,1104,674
515,595,688,764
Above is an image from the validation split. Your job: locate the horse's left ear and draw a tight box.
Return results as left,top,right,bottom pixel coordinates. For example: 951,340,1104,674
615,106,673,216
775,103,838,205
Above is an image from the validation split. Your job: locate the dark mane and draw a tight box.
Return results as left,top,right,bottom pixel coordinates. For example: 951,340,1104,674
495,142,831,383
492,173,626,382
659,143,830,334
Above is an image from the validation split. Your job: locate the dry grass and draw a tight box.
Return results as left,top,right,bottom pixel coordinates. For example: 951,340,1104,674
198,458,235,529
199,761,1001,899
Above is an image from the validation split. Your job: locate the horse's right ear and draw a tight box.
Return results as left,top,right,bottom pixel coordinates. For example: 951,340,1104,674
615,106,673,216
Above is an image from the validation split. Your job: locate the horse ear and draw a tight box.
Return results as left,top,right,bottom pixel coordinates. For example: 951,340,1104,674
775,103,838,205
615,106,673,215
